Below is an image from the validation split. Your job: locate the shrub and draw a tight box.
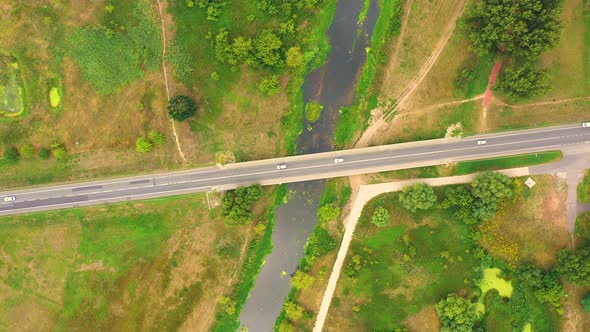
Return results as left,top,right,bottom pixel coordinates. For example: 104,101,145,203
257,74,281,96
398,183,437,212
305,102,323,123
286,46,304,68
582,293,590,312
284,301,304,322
3,146,19,162
318,204,340,222
136,137,153,153
371,206,390,228
38,148,51,159
20,144,34,159
167,95,197,121
496,61,550,99
51,144,67,161
291,271,315,290
149,131,166,145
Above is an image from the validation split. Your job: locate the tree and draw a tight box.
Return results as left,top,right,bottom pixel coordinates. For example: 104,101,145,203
38,148,51,160
277,322,294,332
398,183,437,212
167,95,197,121
471,171,515,204
254,30,283,67
20,144,34,159
232,36,253,64
257,74,281,96
3,146,18,162
465,0,563,58
286,46,304,68
136,137,153,153
149,131,166,145
371,206,390,228
291,271,315,290
582,293,590,312
435,294,478,332
555,246,590,285
221,185,263,224
496,61,550,99
284,301,304,321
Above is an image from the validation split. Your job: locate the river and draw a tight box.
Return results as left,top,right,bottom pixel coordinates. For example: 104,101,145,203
239,1,379,331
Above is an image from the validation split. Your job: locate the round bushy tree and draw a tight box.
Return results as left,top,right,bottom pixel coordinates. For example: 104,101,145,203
167,95,197,121
371,206,390,228
3,146,19,162
136,137,153,153
435,293,478,332
399,183,437,212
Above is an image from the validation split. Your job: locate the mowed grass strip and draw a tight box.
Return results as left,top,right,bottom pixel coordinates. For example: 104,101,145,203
454,151,562,175
578,169,590,203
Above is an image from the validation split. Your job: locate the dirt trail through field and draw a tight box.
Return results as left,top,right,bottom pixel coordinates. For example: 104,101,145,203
156,0,187,162
355,0,467,148
480,60,502,129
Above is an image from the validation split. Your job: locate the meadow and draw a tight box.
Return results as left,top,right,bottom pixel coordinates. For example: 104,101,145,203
323,175,569,331
0,187,280,331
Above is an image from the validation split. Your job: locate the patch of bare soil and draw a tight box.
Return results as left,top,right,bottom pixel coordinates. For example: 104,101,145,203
77,261,106,272
404,305,440,332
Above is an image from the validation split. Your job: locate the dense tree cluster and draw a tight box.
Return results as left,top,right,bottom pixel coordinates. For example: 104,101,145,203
398,183,437,212
555,246,590,285
465,0,564,99
465,0,563,58
443,171,516,224
519,264,565,313
435,294,478,332
221,185,263,224
496,61,550,99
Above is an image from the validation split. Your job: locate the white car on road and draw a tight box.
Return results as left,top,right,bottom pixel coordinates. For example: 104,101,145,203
477,140,487,145
4,196,16,202
277,164,287,170
582,121,590,128
334,158,344,164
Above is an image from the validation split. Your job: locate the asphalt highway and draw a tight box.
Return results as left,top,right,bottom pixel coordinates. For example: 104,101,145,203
1,123,589,216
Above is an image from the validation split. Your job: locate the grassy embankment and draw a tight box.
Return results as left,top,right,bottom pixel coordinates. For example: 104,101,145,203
333,0,405,148
370,151,562,183
0,189,279,331
274,179,351,331
324,175,567,331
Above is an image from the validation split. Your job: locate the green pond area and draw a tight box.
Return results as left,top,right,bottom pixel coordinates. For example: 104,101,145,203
0,61,24,117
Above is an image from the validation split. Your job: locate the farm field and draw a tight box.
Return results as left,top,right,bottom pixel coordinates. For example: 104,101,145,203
323,174,573,331
0,188,277,331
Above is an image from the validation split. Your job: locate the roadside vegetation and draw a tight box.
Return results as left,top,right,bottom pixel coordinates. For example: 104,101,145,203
0,188,280,331
368,151,562,183
324,172,571,331
578,169,590,203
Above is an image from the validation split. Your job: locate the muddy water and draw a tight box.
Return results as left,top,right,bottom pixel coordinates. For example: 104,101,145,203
239,1,379,331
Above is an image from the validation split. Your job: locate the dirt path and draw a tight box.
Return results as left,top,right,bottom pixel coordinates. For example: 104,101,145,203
495,95,590,109
355,0,467,148
480,60,502,129
312,168,530,332
155,0,187,162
